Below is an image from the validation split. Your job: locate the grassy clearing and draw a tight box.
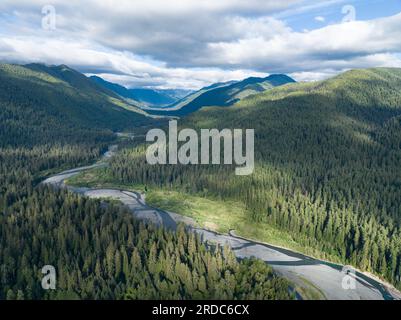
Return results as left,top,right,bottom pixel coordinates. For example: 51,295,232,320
66,167,342,263
146,190,248,233
145,189,341,262
66,167,146,192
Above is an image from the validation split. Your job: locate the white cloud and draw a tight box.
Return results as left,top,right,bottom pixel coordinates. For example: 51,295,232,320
0,36,265,89
0,1,400,89
206,13,401,73
315,16,326,22
0,0,299,16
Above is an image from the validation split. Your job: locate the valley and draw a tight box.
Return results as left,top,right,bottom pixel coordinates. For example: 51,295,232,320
0,63,293,300
2,62,401,301
3,0,401,307
44,144,401,300
79,67,401,293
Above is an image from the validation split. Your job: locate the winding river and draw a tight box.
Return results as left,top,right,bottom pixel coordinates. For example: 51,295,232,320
42,145,401,300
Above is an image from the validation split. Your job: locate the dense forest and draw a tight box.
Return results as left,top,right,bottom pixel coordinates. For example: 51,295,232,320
0,187,292,300
0,63,292,300
107,68,401,288
0,63,153,143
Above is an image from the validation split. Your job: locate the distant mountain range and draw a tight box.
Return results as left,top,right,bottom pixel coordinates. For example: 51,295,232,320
0,63,298,148
90,76,192,107
143,74,296,116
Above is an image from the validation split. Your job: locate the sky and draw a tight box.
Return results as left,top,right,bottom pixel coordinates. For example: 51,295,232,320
0,0,401,89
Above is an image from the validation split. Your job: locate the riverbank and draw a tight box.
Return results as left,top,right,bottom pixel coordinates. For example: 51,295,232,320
42,145,401,300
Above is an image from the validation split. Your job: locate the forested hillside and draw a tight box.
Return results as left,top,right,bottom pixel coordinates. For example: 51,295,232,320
0,63,292,300
90,76,192,107
0,62,152,202
104,68,401,288
0,187,292,300
145,74,295,116
0,63,151,148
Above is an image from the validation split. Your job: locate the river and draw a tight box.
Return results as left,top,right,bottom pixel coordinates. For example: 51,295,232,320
42,145,401,300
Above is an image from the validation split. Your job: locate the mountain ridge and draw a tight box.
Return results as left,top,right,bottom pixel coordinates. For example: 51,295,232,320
108,66,401,290
0,63,153,147
144,73,296,116
90,75,192,107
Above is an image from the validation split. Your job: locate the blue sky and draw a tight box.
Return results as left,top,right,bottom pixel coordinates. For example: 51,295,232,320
0,0,400,89
282,0,401,31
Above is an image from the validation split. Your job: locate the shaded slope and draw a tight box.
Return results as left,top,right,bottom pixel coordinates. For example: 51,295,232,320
145,74,295,116
107,67,401,289
0,63,153,147
90,75,192,107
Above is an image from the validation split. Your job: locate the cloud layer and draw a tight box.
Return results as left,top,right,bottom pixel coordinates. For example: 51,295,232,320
0,0,400,89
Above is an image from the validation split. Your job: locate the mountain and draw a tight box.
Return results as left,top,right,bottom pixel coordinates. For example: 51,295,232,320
0,63,153,147
129,88,193,105
141,80,238,113
202,80,239,90
90,76,192,107
0,63,292,301
129,88,176,106
88,75,145,106
26,64,118,97
159,88,193,100
108,68,401,289
144,74,295,116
